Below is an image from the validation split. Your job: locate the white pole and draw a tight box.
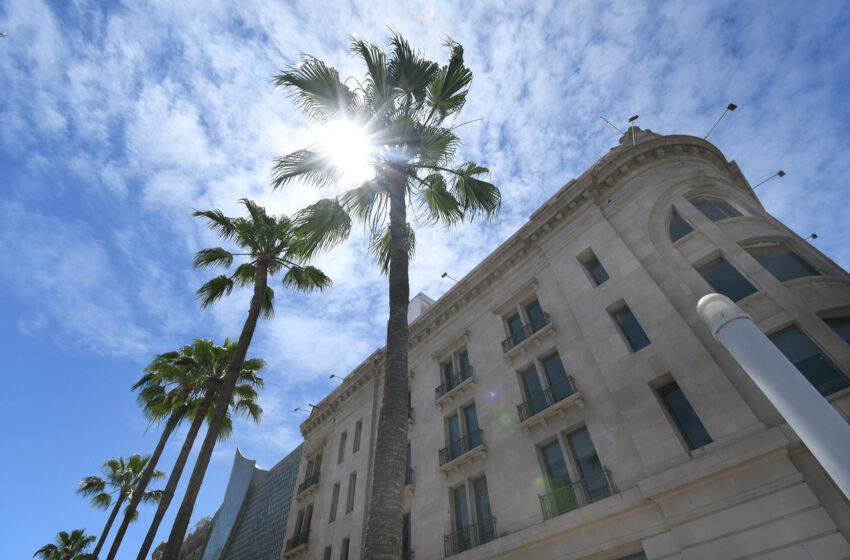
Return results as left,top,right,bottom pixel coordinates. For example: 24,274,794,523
697,293,850,499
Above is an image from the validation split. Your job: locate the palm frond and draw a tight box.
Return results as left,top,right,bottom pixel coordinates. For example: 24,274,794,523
388,31,439,105
77,476,106,497
368,223,416,275
192,209,238,241
426,40,472,122
415,173,463,225
196,275,234,308
452,162,501,221
193,247,234,270
273,57,356,123
233,398,263,423
262,285,275,319
271,149,341,191
232,263,257,287
282,265,333,293
350,37,392,111
240,358,267,375
340,179,389,231
90,492,112,509
293,198,352,255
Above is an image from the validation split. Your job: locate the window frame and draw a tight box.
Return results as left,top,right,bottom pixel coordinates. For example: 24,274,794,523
352,420,362,454
609,302,651,353
502,297,548,346
515,351,574,419
690,196,744,222
669,208,695,243
743,242,821,282
577,248,610,287
536,425,610,507
695,253,759,302
768,324,850,396
337,431,347,464
345,472,357,514
328,482,340,523
654,379,713,451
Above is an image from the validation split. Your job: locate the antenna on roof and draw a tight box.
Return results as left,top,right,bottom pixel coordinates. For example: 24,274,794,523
704,103,737,140
628,115,639,145
752,170,785,190
599,116,624,135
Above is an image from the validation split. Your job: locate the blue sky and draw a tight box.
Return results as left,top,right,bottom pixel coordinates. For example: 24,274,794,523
2,0,849,557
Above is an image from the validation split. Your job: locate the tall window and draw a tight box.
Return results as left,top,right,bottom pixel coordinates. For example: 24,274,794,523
472,476,495,543
669,210,694,242
656,381,712,450
517,352,575,421
452,485,471,552
323,547,332,560
696,256,758,301
300,504,313,539
825,317,850,345
580,251,610,286
503,298,549,351
691,197,742,222
345,472,356,513
519,364,547,418
567,428,609,499
746,245,820,282
442,403,482,464
611,304,651,352
328,482,340,522
769,326,849,396
402,512,412,558
339,538,349,560
337,431,347,464
302,453,322,486
405,443,413,485
352,420,362,453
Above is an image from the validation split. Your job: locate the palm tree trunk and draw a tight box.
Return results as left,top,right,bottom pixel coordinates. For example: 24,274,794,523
106,414,179,560
136,395,214,560
363,167,410,559
92,493,125,558
161,263,269,560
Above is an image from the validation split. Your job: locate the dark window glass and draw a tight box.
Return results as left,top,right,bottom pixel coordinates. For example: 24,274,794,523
541,441,571,488
292,510,305,539
406,444,411,474
442,361,455,388
301,504,313,538
826,317,850,346
472,477,495,543
692,197,742,222
458,349,471,380
526,300,546,331
657,381,712,450
345,473,356,513
507,313,525,344
408,390,412,419
612,305,651,352
669,211,694,242
402,512,411,555
324,547,332,560
339,538,349,560
769,327,849,396
584,255,610,286
329,483,340,522
464,404,481,448
447,414,461,458
352,421,362,453
620,554,647,560
519,366,546,416
697,257,758,301
337,431,347,464
452,485,471,550
567,428,609,500
747,245,820,282
542,353,572,401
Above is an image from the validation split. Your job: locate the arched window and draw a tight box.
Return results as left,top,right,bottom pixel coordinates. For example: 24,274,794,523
691,197,742,222
669,210,694,242
743,243,820,282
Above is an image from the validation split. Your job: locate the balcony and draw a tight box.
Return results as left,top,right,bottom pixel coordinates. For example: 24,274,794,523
443,517,497,557
516,377,584,434
538,470,614,521
501,314,556,363
283,530,309,557
405,468,415,496
295,470,320,501
438,430,486,477
434,367,475,409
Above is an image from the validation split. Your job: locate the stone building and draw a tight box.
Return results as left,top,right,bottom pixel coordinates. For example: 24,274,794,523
279,128,850,559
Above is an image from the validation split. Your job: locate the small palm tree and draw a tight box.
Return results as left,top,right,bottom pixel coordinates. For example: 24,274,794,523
103,339,263,560
33,529,95,560
160,199,331,559
77,454,164,558
272,34,500,558
133,339,264,560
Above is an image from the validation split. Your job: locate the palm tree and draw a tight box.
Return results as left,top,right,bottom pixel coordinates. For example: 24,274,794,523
33,529,96,560
160,199,331,559
77,454,164,558
271,34,500,558
134,339,264,560
104,339,263,560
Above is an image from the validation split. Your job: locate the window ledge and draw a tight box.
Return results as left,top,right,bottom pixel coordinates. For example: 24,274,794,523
435,375,476,409
283,543,309,559
439,444,487,479
519,392,584,435
294,482,319,502
503,323,557,365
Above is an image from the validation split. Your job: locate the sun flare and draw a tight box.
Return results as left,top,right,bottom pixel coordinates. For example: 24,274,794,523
318,119,375,187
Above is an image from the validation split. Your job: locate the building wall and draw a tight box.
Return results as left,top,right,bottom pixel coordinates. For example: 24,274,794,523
281,129,850,560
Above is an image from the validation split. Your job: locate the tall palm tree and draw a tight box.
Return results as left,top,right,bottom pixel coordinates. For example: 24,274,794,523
105,339,263,560
160,199,331,559
134,339,264,560
271,34,500,558
33,529,95,560
78,454,164,558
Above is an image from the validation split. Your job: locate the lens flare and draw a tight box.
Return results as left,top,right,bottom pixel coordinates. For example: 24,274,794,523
318,119,375,187
410,0,436,22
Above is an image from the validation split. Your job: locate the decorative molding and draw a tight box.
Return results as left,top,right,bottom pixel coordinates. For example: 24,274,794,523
439,445,487,479
434,375,476,410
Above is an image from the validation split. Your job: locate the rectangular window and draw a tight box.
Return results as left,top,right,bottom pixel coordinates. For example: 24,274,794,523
345,472,356,513
292,509,305,540
541,353,572,400
746,245,820,282
405,443,412,485
300,504,313,538
452,485,471,552
352,421,362,453
472,476,495,543
657,381,712,450
402,512,411,556
526,299,546,331
442,360,455,389
329,482,340,522
769,326,849,396
463,404,481,448
339,538,349,560
324,547,332,560
696,256,758,301
338,431,347,464
506,312,525,345
567,428,610,500
825,317,850,346
581,252,610,286
519,365,546,417
611,304,651,352
458,349,471,380
408,390,413,419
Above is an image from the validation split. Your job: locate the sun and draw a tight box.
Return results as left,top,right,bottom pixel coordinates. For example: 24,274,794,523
317,119,375,187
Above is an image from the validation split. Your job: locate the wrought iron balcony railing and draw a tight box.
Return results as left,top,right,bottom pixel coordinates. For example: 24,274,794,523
501,313,550,352
517,376,577,422
405,468,414,486
443,516,497,556
296,470,320,495
284,530,310,552
538,470,613,520
439,429,484,466
434,367,474,400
